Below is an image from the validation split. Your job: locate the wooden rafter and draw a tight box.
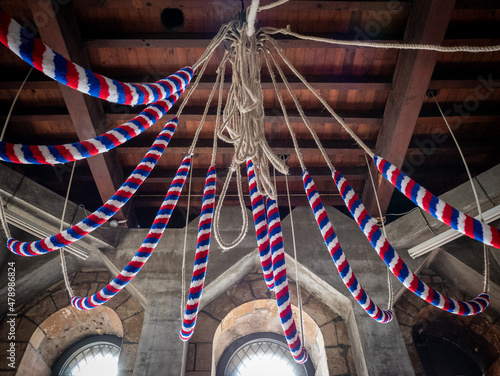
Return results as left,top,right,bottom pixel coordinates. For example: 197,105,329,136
27,0,128,221
361,0,457,216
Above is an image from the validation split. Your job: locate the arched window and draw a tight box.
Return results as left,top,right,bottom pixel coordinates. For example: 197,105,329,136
216,333,314,376
52,335,122,376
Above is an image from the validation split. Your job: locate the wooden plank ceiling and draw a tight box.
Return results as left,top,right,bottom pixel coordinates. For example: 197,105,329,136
0,0,499,228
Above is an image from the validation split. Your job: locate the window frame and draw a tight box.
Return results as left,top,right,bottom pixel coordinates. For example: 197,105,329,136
216,332,315,376
51,334,122,376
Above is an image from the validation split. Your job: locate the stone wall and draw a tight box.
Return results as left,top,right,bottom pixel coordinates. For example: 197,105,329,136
0,269,145,376
394,267,500,376
185,268,356,376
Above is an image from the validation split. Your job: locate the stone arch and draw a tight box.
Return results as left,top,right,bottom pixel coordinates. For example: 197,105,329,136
212,299,328,375
394,267,500,376
0,268,145,376
17,305,123,376
185,267,356,375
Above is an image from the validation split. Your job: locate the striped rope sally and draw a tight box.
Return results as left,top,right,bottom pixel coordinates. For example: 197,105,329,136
71,155,192,310
180,166,217,341
373,155,500,250
266,197,308,363
0,73,190,165
332,168,490,316
8,119,179,256
303,170,393,323
0,7,193,106
247,159,275,291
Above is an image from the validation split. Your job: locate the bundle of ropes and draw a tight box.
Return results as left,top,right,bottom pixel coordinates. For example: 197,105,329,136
1,0,499,364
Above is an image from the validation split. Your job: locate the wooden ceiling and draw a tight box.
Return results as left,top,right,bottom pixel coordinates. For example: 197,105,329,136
1,0,499,228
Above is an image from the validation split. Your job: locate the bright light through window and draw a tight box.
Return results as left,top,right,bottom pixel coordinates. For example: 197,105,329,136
54,337,121,376
225,338,308,376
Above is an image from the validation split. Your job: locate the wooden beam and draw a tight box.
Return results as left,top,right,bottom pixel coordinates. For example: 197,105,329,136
4,75,496,92
362,0,457,216
2,106,384,126
82,32,403,50
5,102,500,128
72,0,413,12
131,193,345,208
65,0,500,11
0,75,393,92
27,0,128,221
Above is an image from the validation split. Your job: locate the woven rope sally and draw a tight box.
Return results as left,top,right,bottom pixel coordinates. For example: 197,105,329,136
0,7,192,106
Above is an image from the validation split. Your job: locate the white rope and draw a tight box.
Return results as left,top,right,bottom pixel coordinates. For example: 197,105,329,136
263,26,500,53
364,155,393,310
211,56,228,166
181,165,193,318
213,162,248,251
263,51,305,171
0,196,11,239
259,0,289,11
192,21,234,72
217,23,287,199
434,99,490,293
263,35,375,158
247,0,260,37
176,51,213,119
1,67,33,142
188,53,229,156
60,161,77,299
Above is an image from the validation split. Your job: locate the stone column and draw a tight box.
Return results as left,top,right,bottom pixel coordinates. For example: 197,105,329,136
133,297,185,376
347,305,415,376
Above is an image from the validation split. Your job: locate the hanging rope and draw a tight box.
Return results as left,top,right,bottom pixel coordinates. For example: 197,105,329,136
364,155,393,310
263,26,500,53
332,168,489,315
212,161,249,251
247,159,275,290
0,196,11,239
71,155,192,310
434,98,490,293
246,0,260,37
180,166,217,341
264,35,374,158
266,195,308,363
218,23,288,199
285,172,305,347
1,67,32,142
59,161,76,298
181,165,194,320
373,155,500,250
303,170,393,323
258,0,289,11
8,119,179,256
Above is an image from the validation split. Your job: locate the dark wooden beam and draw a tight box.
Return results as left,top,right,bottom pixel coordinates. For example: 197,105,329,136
66,0,500,11
27,0,128,221
72,0,413,12
2,106,384,126
131,193,345,208
82,32,403,50
0,76,393,92
5,102,500,128
362,0,457,216
4,75,496,92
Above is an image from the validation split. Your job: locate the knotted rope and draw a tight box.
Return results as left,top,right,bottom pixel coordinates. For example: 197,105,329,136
218,23,288,200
